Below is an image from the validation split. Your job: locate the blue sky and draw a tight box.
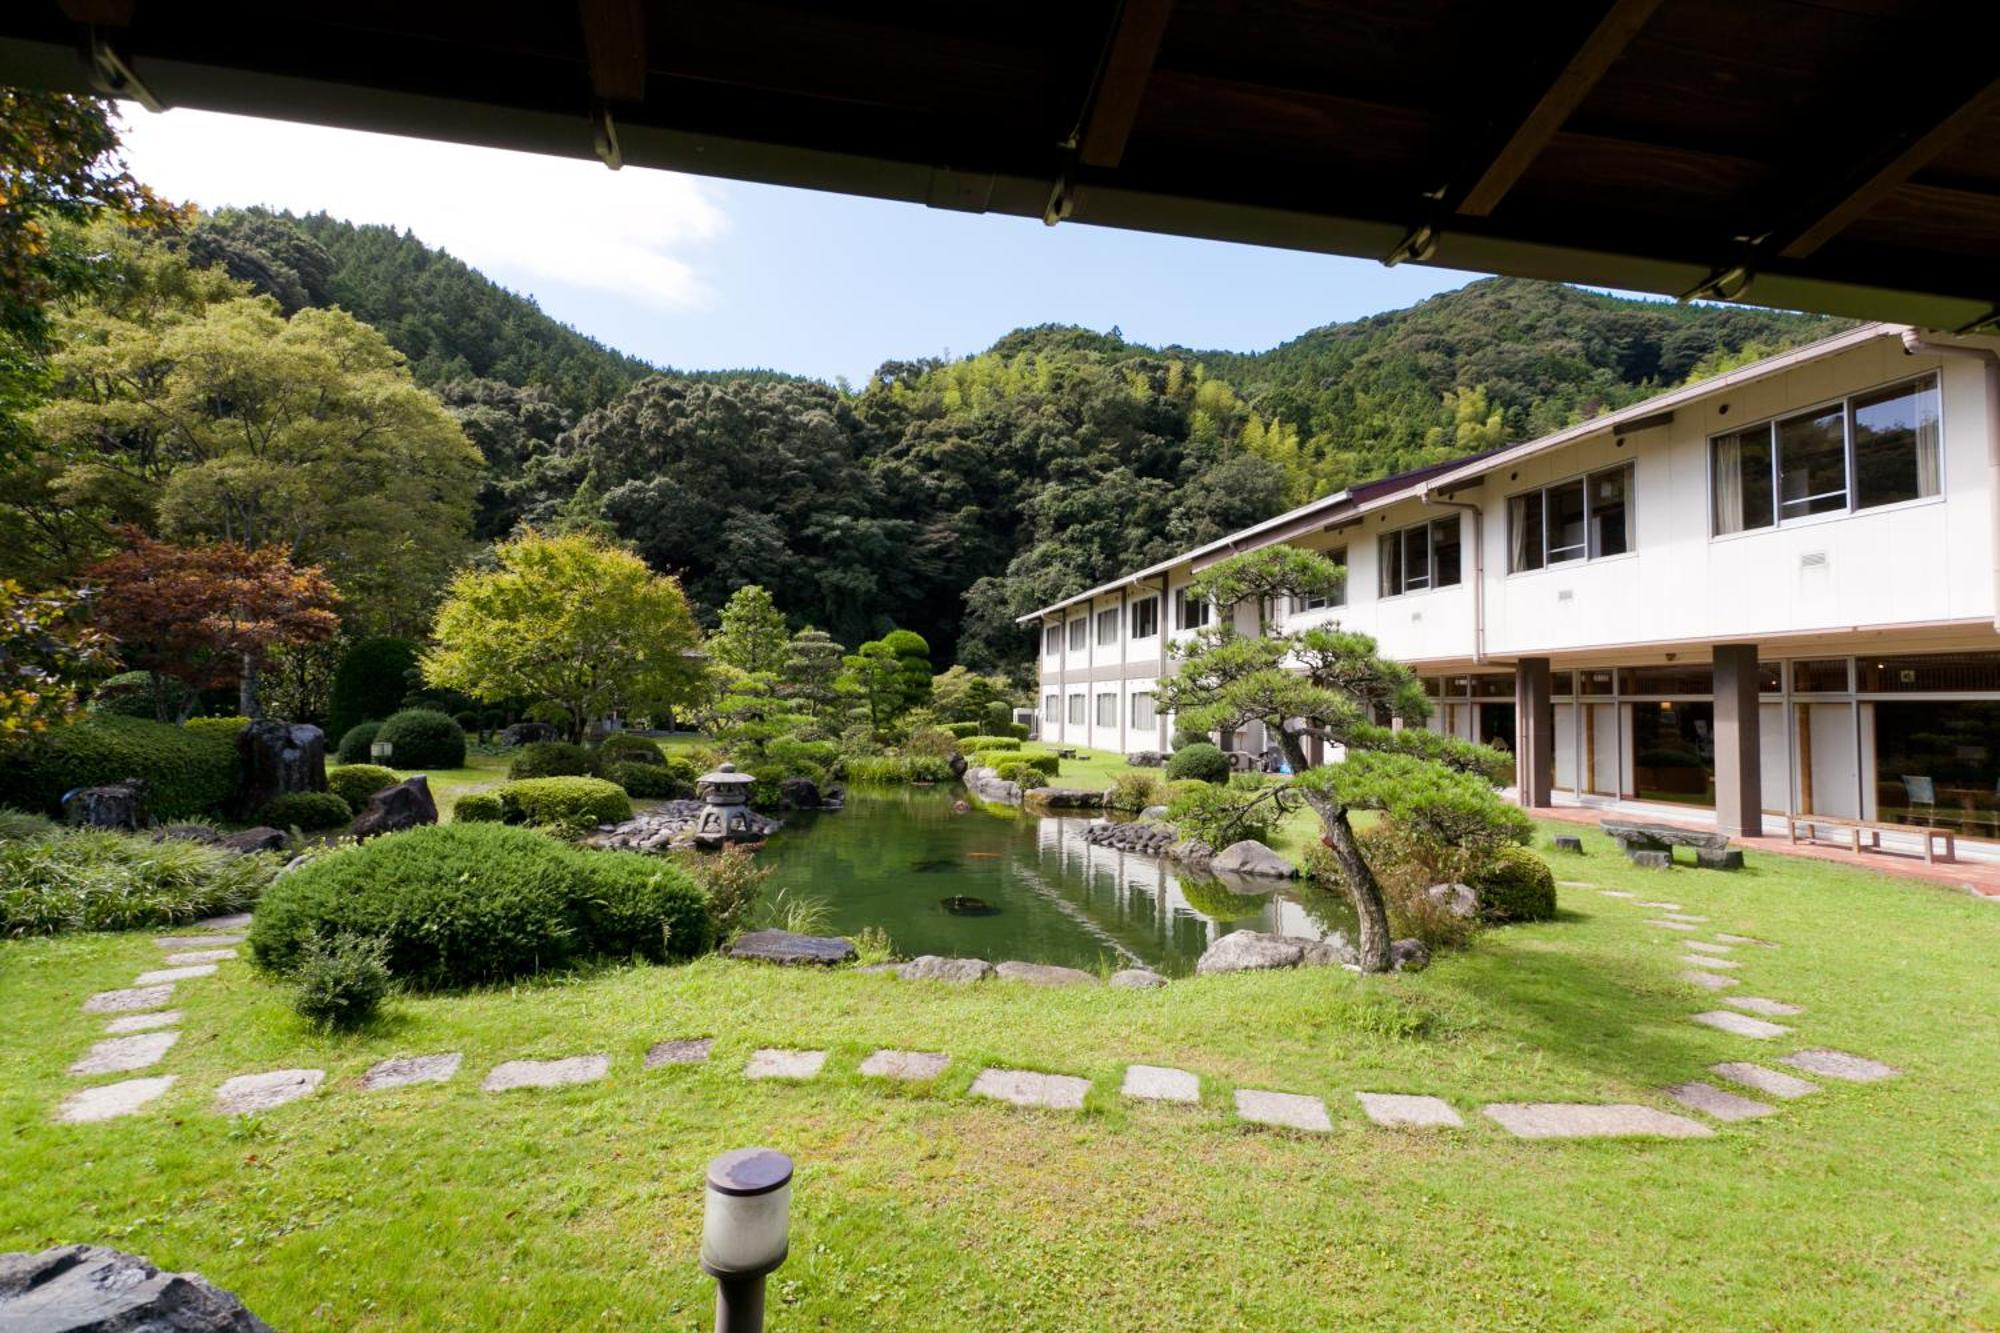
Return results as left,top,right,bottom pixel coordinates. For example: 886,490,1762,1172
120,108,1483,385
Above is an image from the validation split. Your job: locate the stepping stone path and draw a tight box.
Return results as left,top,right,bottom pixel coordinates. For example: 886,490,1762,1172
1682,954,1741,969
216,1069,323,1114
1663,914,1709,923
971,1069,1089,1110
163,949,236,965
56,1075,176,1124
1681,970,1737,991
1596,890,1635,898
1635,901,1681,910
1723,996,1803,1017
153,935,244,949
83,985,173,1014
1712,1062,1819,1099
1715,933,1776,946
1483,1103,1713,1139
1121,1064,1199,1104
645,1038,713,1068
1559,880,1598,889
103,1011,180,1035
744,1049,827,1081
1234,1088,1332,1132
483,1056,610,1092
1781,1049,1898,1082
860,1050,950,1081
1664,1081,1775,1122
1356,1092,1462,1128
1691,1010,1791,1039
134,965,215,986
1647,919,1699,932
1684,941,1733,956
194,913,251,930
360,1053,461,1091
69,1032,178,1076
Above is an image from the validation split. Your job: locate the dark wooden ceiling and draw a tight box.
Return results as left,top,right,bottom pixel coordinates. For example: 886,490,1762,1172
4,0,1995,330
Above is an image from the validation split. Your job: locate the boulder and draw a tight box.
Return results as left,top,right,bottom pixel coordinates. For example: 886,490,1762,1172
1550,835,1585,854
963,767,1021,806
499,721,559,746
155,823,220,845
1166,837,1215,871
1389,938,1432,972
0,1244,271,1331
1125,750,1165,768
994,960,1098,987
1139,804,1170,820
728,928,857,965
219,826,289,855
777,776,821,810
1196,930,1355,975
62,780,149,831
898,955,995,983
1210,839,1296,879
234,720,327,815
1298,935,1359,967
350,775,438,840
1423,882,1479,919
1108,967,1168,989
1025,787,1106,809
1627,848,1673,870
947,751,968,779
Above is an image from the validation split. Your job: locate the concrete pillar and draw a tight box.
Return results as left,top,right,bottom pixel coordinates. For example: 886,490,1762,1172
1514,657,1554,808
1713,643,1762,837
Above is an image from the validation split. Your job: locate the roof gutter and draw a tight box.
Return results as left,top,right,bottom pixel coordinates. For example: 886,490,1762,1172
1900,329,2000,633
1420,485,1486,664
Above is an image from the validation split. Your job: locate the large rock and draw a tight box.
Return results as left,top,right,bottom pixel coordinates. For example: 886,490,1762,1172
219,826,289,854
947,751,968,779
1194,929,1356,975
898,955,995,983
1108,967,1167,989
728,928,857,965
350,775,438,840
994,960,1098,987
63,780,150,831
1390,938,1432,972
1210,839,1296,878
1125,750,1164,768
962,767,1021,806
0,1244,271,1331
1167,837,1215,872
777,776,822,810
1424,882,1479,919
1025,787,1106,809
499,721,559,746
235,720,327,815
155,823,220,845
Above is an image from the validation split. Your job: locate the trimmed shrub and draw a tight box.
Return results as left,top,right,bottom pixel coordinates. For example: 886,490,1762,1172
375,709,466,769
496,776,632,830
0,827,278,936
981,701,1013,735
1305,823,1482,952
1166,782,1274,847
598,733,664,766
1171,727,1210,751
606,760,684,799
845,754,954,783
0,714,237,820
248,823,712,989
184,716,252,741
1165,742,1230,784
259,790,352,832
292,931,392,1028
453,792,504,823
454,711,483,737
959,735,1020,752
336,721,383,765
510,740,598,779
994,759,1043,788
91,670,191,720
944,721,980,738
1003,721,1030,740
327,764,400,811
329,637,421,739
1106,771,1164,812
1010,753,1061,778
1470,844,1558,924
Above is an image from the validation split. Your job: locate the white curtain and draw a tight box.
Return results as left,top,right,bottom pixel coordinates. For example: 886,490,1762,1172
1915,385,1942,497
1713,435,1745,534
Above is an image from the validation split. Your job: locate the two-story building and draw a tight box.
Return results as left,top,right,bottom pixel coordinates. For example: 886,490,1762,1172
1024,322,2000,844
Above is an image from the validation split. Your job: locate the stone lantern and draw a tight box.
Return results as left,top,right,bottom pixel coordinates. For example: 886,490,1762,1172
692,762,760,847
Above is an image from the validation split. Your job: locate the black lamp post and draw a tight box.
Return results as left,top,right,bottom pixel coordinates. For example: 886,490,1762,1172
700,1148,793,1333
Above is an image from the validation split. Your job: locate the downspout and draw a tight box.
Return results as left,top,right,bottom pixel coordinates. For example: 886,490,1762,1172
1899,329,2000,633
1421,486,1486,664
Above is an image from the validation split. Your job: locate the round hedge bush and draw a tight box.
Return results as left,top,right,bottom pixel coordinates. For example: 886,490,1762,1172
604,760,683,799
375,708,466,769
496,776,632,829
598,733,663,766
0,715,238,820
329,637,420,739
510,740,598,779
1164,741,1230,784
258,790,352,831
337,722,383,765
327,764,400,811
248,823,713,989
453,792,504,823
1471,844,1557,923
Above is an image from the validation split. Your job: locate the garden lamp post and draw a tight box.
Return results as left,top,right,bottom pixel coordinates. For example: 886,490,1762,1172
700,1148,793,1333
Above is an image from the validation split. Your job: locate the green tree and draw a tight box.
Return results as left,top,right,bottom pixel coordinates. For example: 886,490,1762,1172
710,670,806,762
929,663,1014,723
0,580,115,745
423,531,703,742
841,640,905,734
880,629,933,712
710,584,790,675
780,627,846,723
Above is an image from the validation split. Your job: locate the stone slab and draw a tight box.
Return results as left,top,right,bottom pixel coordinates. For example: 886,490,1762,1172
55,1075,177,1124
1595,889,1632,897
898,956,995,983
195,913,252,930
1691,1010,1791,1039
1711,1062,1820,1099
1781,1049,1899,1082
215,1068,323,1114
153,934,245,949
1681,970,1738,991
970,1068,1090,1110
1680,954,1740,969
1108,968,1167,989
1559,879,1599,889
994,960,1098,987
743,1048,827,1081
1233,1088,1332,1132
1120,1064,1200,1104
645,1037,713,1068
359,1053,462,1091
1664,1081,1775,1122
1662,913,1710,923
860,1049,951,1082
1635,901,1682,910
1723,996,1804,1017
728,929,857,965
134,965,216,985
103,1010,181,1034
483,1055,610,1092
68,1031,178,1076
1684,940,1733,955
82,985,173,1014
1715,933,1776,946
163,948,237,965
1646,919,1698,932
1482,1102,1713,1139
1356,1092,1463,1128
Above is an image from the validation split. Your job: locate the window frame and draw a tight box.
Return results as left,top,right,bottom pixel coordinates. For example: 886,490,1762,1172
1043,625,1061,657
1095,691,1118,728
1129,595,1159,640
1096,607,1119,647
1066,693,1086,726
1378,518,1461,598
1042,693,1058,721
1130,690,1156,729
1067,617,1088,652
1506,462,1636,574
1173,586,1213,631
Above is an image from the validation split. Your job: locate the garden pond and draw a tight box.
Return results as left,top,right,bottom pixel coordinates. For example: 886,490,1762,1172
758,784,1355,977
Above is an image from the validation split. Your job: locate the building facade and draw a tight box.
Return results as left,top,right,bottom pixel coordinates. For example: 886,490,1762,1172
1025,323,2000,841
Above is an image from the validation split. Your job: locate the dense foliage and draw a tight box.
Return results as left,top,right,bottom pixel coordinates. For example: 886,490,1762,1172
1165,742,1230,785
290,930,392,1029
374,708,466,769
336,722,382,765
0,580,113,742
326,763,399,810
509,740,598,779
494,776,633,830
329,637,421,739
0,826,276,936
1470,844,1559,924
258,789,352,831
0,713,238,819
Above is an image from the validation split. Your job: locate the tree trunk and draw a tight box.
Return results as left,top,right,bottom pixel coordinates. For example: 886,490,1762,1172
1277,726,1394,973
239,653,262,720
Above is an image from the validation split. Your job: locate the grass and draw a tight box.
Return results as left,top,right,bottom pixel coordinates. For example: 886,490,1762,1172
2,822,1996,1327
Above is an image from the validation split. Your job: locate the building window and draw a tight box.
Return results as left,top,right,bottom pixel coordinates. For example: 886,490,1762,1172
1174,587,1212,630
1292,548,1348,613
1508,463,1633,572
1068,618,1088,652
1043,694,1058,721
1131,691,1155,728
1044,625,1061,656
1067,693,1086,725
1711,373,1940,535
1130,595,1158,639
1096,692,1117,727
1096,608,1119,646
1379,518,1460,597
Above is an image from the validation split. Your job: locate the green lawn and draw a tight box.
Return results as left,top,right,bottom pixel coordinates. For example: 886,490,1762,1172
3,822,1996,1327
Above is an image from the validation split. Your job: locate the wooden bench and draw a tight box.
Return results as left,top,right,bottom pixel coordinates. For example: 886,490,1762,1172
1599,819,1740,869
1786,814,1955,865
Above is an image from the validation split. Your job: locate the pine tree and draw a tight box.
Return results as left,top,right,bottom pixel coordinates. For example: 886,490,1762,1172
780,628,845,721
710,585,790,675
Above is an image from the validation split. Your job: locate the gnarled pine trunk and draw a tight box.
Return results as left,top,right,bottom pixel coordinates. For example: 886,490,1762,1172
1278,729,1393,973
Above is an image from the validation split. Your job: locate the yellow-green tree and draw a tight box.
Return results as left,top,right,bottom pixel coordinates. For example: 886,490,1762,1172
423,531,704,742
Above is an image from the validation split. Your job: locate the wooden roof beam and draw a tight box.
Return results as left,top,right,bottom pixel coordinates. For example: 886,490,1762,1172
1454,0,1663,218
1076,0,1174,169
578,0,647,103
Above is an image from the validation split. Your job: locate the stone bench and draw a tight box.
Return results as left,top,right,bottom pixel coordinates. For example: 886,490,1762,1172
1599,820,1739,869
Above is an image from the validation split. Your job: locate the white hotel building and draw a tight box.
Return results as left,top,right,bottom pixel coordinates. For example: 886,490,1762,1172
1023,323,2000,842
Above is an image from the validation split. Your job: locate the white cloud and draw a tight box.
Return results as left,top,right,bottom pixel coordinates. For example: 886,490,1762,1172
117,107,727,309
